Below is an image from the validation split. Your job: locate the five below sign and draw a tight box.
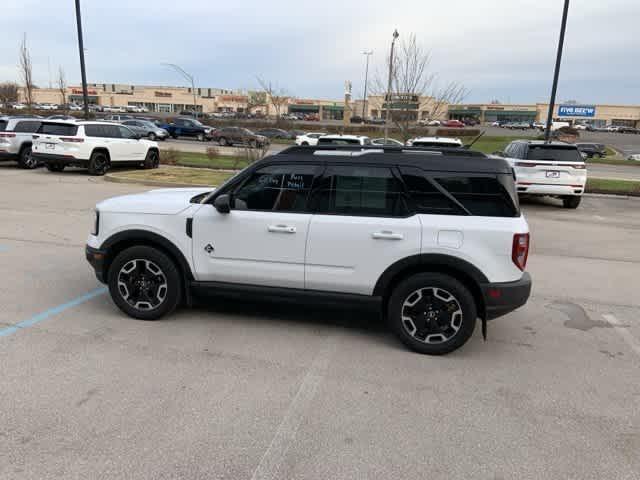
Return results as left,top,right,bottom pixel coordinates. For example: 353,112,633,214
558,105,596,117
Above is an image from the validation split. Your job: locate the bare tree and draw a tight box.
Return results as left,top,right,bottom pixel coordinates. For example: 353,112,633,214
256,77,290,122
246,90,267,116
19,34,34,108
0,82,19,105
57,66,67,108
374,34,468,141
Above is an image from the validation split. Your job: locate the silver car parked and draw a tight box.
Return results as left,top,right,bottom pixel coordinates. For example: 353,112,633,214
121,119,169,141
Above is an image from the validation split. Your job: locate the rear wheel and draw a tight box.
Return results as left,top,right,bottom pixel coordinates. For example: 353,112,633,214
88,151,109,176
18,145,37,169
143,149,159,169
218,137,228,147
388,273,477,355
249,139,257,148
45,163,65,172
562,195,582,209
148,132,157,141
108,246,181,320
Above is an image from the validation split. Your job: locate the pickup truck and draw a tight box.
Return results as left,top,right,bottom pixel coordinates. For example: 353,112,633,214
163,117,214,142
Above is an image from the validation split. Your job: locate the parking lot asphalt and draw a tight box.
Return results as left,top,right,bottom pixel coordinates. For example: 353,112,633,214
1,165,639,480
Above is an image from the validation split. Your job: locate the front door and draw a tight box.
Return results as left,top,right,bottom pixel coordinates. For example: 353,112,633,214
117,125,146,161
304,165,422,295
192,163,321,288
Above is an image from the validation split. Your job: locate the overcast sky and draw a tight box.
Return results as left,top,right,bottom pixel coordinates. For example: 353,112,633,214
1,0,638,104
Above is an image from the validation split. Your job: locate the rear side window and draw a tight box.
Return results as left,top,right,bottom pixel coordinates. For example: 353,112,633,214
400,167,461,215
84,124,109,137
0,120,7,131
435,176,519,217
311,165,408,217
233,164,318,212
38,123,78,136
526,145,582,162
13,121,41,133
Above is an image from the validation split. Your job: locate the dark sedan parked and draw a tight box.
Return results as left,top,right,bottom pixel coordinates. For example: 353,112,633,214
256,128,293,139
576,143,607,158
211,127,269,148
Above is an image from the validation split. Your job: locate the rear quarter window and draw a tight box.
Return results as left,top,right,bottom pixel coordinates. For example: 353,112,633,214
435,175,520,217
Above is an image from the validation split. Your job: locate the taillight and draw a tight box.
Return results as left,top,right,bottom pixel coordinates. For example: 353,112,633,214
60,137,84,143
512,233,530,271
572,164,586,169
0,132,16,138
515,162,537,167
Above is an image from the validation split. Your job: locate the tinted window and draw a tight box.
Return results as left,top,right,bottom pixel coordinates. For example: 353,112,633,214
38,123,78,136
0,120,8,131
84,124,109,137
435,176,519,217
118,126,135,139
412,141,461,148
13,121,41,133
318,137,361,145
311,166,408,217
526,146,582,162
122,120,136,126
233,164,318,212
400,167,461,215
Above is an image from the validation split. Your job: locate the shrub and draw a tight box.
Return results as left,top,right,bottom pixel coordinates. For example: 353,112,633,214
160,148,179,165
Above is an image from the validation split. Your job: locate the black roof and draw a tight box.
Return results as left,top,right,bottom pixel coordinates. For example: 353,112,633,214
261,145,513,174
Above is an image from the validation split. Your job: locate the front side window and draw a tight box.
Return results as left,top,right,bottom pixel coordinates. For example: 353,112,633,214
118,126,135,139
311,165,408,217
233,164,318,212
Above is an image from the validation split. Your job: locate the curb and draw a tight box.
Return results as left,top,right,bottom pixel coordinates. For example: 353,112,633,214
104,173,212,188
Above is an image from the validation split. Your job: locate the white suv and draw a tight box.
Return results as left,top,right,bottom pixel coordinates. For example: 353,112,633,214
86,145,532,355
317,134,371,146
295,132,327,146
32,120,160,175
499,140,587,209
0,116,43,169
406,136,463,148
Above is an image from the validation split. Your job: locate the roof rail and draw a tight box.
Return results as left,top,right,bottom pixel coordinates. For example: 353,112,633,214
278,145,486,157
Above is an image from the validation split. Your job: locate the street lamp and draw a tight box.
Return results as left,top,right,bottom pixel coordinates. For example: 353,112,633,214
361,50,373,119
74,0,90,119
383,29,399,142
161,63,197,117
544,0,570,142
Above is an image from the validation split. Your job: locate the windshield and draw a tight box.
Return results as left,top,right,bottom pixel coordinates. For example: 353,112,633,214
192,120,204,127
527,145,582,162
243,129,254,135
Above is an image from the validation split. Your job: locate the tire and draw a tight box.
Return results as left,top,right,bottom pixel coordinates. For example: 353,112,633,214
143,149,159,169
148,132,157,141
301,141,309,146
388,273,477,355
562,195,582,209
88,151,109,176
171,134,178,139
197,133,205,142
108,246,182,320
218,137,228,147
249,139,257,149
18,145,38,169
45,163,65,172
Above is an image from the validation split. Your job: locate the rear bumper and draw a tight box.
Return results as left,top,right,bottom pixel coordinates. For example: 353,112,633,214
517,183,585,196
482,272,532,320
33,153,88,167
86,245,107,283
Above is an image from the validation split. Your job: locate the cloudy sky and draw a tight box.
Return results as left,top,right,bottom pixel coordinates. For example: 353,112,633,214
1,0,638,104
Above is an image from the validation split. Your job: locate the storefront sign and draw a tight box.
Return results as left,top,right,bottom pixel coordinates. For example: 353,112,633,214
71,88,97,95
558,105,596,117
155,91,172,98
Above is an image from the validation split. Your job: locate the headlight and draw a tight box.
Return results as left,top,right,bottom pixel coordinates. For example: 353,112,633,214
91,210,100,236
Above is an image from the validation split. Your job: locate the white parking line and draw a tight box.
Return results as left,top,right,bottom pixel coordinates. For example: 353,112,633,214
603,313,640,357
250,335,337,480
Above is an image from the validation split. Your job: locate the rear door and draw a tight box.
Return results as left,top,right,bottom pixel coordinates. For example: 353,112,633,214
517,144,586,187
305,164,421,295
33,122,77,156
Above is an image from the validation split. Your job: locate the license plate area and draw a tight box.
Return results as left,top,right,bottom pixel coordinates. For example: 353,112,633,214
45,143,56,150
546,170,561,178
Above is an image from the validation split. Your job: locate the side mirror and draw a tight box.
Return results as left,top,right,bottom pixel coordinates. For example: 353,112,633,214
213,194,231,214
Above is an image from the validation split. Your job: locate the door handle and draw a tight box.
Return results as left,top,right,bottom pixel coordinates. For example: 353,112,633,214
372,231,404,240
268,225,296,234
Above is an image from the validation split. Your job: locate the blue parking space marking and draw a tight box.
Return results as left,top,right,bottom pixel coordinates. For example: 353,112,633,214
0,287,108,338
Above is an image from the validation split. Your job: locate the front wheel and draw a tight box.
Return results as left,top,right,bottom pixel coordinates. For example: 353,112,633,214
197,133,205,142
388,273,477,355
218,137,228,147
562,195,582,209
108,246,182,320
143,149,159,169
18,145,38,169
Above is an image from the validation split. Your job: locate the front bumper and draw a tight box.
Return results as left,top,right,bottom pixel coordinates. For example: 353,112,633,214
482,272,532,320
86,245,107,283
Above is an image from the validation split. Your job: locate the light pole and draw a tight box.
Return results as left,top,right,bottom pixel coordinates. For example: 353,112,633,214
361,50,373,119
544,0,570,142
74,0,90,119
162,63,197,117
383,29,399,143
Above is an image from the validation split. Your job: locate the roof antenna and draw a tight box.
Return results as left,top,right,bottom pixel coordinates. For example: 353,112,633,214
464,131,485,150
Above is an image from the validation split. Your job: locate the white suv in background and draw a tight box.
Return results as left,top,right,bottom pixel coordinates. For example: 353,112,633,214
317,134,371,146
295,132,327,146
406,136,463,148
32,120,160,175
0,116,43,169
85,145,532,355
499,140,587,209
